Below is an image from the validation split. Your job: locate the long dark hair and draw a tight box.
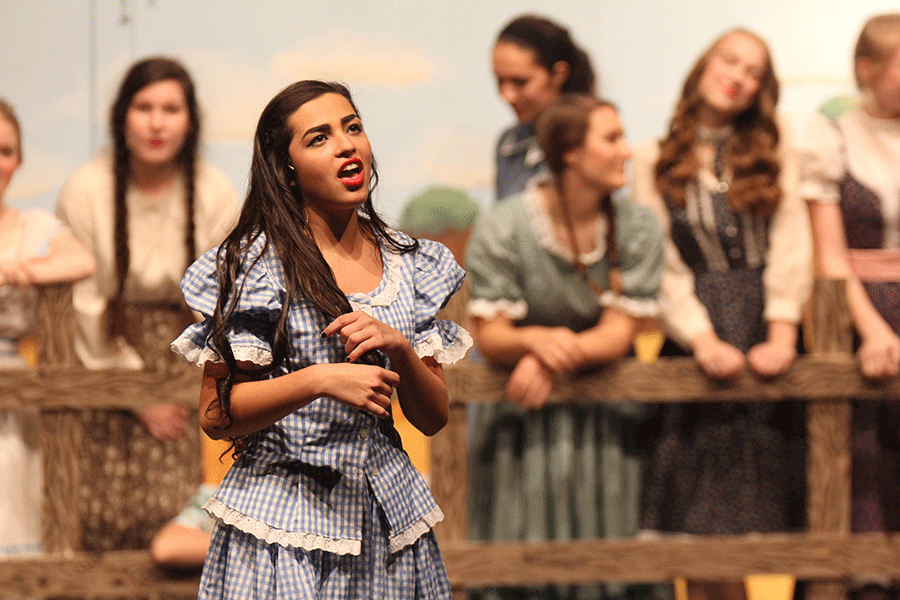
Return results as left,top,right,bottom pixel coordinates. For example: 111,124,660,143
655,29,782,217
496,14,596,94
108,56,200,333
536,94,620,291
208,80,416,448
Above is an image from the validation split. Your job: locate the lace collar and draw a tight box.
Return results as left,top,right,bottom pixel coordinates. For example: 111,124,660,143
347,244,403,310
522,179,607,264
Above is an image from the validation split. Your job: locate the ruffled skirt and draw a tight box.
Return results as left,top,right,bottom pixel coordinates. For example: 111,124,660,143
199,495,451,600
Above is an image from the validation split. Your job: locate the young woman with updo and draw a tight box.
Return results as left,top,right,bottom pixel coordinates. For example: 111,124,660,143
491,14,595,201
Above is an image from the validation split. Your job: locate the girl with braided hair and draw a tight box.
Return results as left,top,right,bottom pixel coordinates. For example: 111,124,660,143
55,57,240,550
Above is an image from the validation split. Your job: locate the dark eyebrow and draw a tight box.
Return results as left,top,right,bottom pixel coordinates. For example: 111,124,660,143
302,114,360,139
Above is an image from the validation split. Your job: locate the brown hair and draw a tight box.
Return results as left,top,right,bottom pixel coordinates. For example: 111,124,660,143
536,94,621,291
655,29,782,217
0,98,22,162
496,14,596,94
854,13,900,89
108,57,200,335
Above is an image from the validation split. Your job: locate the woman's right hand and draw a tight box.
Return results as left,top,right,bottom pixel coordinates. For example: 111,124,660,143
857,328,900,380
524,327,585,374
506,353,555,410
317,362,398,419
692,331,745,380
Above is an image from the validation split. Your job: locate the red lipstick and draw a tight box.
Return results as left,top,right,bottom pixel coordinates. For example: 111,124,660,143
338,158,365,188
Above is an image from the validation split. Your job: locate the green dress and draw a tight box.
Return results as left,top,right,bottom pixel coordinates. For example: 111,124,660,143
466,182,667,600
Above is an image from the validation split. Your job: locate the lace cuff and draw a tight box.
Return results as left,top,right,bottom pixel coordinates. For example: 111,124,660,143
468,298,527,321
599,291,659,318
171,334,273,367
415,328,473,364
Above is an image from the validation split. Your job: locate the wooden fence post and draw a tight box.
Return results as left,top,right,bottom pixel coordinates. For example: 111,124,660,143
807,278,853,600
431,401,469,599
36,284,83,553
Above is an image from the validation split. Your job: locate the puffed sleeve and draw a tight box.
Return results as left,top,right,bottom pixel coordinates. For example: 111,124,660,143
465,200,528,321
412,239,472,364
171,237,282,368
631,138,716,347
21,209,65,256
797,111,844,205
599,197,663,317
763,117,813,324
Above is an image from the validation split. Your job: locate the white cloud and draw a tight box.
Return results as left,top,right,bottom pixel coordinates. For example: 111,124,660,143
183,48,287,143
398,126,493,190
272,32,438,87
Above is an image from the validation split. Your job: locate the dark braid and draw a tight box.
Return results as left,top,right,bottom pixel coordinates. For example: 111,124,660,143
183,154,198,266
107,57,202,334
110,137,131,337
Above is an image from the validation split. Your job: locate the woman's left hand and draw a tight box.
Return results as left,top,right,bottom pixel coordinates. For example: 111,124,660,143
323,310,409,363
137,404,190,441
747,340,797,378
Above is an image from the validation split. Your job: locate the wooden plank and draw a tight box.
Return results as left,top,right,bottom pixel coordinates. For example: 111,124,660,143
0,365,201,409
0,550,199,598
1,355,897,412
438,534,900,587
442,356,899,405
5,534,900,595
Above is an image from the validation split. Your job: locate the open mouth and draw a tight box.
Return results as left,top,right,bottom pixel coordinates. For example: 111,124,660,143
338,158,365,188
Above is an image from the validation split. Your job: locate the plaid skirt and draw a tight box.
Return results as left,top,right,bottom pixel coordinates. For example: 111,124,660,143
199,494,451,600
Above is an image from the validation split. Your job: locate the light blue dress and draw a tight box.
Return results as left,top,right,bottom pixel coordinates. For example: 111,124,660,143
466,184,667,600
172,230,472,599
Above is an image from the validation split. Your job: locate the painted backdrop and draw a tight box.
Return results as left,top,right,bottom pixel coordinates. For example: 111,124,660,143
2,0,896,223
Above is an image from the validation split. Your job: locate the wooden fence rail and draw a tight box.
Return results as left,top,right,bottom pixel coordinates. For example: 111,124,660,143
0,279,894,600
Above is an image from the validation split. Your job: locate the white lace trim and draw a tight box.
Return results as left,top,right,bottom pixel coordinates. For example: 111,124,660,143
415,329,473,364
170,336,273,367
468,298,528,320
387,504,444,553
204,496,443,556
523,181,607,263
347,248,403,308
204,496,362,556
598,291,660,318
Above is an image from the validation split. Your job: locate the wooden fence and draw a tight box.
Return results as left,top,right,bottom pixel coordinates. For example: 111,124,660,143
1,279,898,599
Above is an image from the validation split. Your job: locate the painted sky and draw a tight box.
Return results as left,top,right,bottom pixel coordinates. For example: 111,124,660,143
2,0,897,224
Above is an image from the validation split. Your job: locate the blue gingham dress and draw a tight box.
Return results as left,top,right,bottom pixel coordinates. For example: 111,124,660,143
172,231,471,599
